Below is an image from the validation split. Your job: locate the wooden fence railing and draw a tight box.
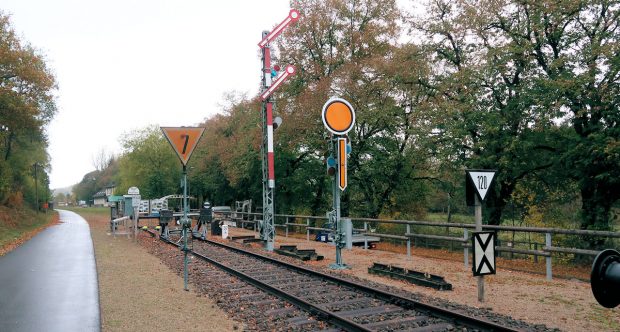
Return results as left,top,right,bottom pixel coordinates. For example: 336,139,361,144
231,212,620,280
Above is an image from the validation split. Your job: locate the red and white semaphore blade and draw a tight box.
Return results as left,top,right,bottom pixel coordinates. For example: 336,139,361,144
258,9,300,48
260,65,295,101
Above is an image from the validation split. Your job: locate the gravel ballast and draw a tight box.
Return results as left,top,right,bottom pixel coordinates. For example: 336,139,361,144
84,210,618,332
84,212,241,332
219,228,619,332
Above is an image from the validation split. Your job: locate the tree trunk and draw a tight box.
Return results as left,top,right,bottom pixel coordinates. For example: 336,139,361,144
487,181,513,226
310,183,323,217
579,182,612,249
4,131,13,161
446,193,452,223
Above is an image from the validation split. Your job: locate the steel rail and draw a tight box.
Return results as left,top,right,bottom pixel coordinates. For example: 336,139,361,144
195,236,517,332
159,235,370,331
147,229,517,331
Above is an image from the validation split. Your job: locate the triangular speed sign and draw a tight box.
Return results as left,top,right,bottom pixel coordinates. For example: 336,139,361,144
466,170,496,202
161,127,205,165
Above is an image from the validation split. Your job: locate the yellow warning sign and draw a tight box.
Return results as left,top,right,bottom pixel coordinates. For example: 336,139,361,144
161,127,205,165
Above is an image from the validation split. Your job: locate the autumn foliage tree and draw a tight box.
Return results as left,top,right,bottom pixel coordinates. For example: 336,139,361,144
410,0,619,232
274,0,438,218
107,0,618,246
0,12,56,209
115,125,181,199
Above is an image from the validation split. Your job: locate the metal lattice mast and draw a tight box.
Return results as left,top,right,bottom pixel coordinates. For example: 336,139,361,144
257,9,299,252
260,31,276,251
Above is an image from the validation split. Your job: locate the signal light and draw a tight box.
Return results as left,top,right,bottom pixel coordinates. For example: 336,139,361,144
326,156,336,176
591,249,620,308
273,116,282,130
271,65,281,78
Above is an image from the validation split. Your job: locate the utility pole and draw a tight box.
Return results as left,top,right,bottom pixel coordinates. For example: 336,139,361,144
33,163,39,212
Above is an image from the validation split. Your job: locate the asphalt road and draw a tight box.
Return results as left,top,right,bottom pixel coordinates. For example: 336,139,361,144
0,210,100,332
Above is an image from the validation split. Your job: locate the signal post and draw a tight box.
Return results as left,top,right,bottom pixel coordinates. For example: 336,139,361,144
322,98,355,269
257,9,299,251
466,169,497,302
161,126,205,291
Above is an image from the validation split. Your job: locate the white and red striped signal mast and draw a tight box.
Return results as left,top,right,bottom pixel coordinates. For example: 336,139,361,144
258,9,299,251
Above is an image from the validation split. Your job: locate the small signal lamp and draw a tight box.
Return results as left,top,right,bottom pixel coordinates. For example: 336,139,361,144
326,156,337,176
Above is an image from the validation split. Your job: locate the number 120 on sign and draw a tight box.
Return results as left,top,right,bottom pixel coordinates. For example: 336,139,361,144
466,170,496,202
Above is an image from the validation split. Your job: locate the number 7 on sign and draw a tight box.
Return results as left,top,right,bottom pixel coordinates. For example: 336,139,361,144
181,135,189,154
161,127,206,166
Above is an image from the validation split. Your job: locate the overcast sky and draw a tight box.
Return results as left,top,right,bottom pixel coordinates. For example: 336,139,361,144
2,0,412,190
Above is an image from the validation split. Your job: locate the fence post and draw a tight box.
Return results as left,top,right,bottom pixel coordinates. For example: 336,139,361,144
364,222,368,250
534,243,538,263
545,232,552,280
306,218,310,241
406,224,411,257
285,216,289,237
464,228,469,269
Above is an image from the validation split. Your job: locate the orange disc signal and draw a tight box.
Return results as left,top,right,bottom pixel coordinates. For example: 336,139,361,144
161,127,205,165
322,98,355,135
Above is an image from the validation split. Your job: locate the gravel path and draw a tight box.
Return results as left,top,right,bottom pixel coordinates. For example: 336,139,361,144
85,212,242,332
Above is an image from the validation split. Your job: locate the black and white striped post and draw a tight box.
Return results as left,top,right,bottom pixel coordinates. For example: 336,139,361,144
466,170,497,302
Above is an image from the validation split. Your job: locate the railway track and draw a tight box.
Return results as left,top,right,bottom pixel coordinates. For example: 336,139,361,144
153,230,519,331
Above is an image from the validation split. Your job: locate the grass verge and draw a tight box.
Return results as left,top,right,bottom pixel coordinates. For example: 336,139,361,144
0,206,58,256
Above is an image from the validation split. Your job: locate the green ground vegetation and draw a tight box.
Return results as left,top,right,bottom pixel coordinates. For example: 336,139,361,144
63,207,109,219
0,207,55,250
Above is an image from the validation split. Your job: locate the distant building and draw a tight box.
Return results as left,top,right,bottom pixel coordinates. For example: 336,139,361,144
92,183,117,207
93,191,107,206
104,183,116,196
